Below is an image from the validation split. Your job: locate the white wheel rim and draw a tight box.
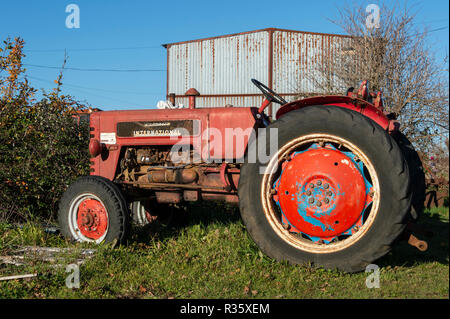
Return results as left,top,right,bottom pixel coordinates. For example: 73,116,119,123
68,193,109,243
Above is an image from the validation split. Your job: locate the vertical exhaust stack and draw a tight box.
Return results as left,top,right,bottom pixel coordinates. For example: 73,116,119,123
185,88,200,109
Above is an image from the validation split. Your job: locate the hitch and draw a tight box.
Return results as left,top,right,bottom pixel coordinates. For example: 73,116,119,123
407,233,428,252
403,222,432,252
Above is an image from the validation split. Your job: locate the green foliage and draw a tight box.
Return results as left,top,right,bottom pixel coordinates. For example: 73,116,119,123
0,37,90,222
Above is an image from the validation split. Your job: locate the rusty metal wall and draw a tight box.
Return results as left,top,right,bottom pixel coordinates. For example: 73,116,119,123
167,30,269,107
272,30,350,95
165,28,351,110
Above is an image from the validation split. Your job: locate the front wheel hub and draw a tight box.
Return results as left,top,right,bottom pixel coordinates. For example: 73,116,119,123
273,143,373,242
76,197,108,240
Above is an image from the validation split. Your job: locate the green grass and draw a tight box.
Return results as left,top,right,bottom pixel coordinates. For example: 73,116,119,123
0,204,448,299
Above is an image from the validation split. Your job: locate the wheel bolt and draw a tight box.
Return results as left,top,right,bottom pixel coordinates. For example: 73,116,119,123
324,198,330,204
316,180,322,186
327,191,333,196
309,183,314,188
316,201,322,207
306,190,312,196
324,183,329,189
308,198,315,204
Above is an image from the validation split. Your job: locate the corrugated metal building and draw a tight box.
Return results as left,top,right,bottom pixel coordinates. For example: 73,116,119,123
163,28,352,117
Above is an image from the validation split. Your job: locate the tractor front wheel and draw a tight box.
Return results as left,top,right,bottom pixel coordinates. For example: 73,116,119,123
238,106,411,272
58,176,129,244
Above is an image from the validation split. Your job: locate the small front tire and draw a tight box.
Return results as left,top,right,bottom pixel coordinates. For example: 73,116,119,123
58,176,129,244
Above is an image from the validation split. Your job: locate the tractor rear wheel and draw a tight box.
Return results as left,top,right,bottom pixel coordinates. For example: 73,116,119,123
393,131,426,221
238,106,411,272
58,176,129,244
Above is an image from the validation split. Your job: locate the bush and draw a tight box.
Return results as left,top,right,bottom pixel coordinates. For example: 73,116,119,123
0,37,90,222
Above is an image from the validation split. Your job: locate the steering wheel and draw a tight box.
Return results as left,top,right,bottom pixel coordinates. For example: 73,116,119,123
251,79,287,105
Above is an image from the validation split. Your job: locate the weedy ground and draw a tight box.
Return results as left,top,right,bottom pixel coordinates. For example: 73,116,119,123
0,204,448,299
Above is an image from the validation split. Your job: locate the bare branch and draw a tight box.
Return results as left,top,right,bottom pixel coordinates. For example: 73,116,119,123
301,1,449,155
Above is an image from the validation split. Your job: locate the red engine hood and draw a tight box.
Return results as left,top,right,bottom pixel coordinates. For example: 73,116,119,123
89,107,259,180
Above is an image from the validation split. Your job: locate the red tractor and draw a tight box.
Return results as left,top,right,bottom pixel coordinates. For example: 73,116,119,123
58,79,427,272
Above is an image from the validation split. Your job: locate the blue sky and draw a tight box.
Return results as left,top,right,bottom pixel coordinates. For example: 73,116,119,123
0,0,448,110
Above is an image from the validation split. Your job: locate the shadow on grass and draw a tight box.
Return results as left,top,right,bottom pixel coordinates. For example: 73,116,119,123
127,201,242,245
377,211,449,268
128,202,449,269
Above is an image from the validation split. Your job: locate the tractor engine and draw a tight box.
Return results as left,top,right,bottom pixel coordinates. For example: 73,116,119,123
115,146,240,204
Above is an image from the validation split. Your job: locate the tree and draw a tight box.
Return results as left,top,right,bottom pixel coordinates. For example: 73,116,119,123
0,37,91,222
304,2,449,154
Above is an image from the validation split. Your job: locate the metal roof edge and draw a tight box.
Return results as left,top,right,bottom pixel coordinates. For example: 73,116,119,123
161,27,351,48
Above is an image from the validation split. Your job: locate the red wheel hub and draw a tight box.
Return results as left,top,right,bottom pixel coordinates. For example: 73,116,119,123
274,145,368,239
76,198,108,240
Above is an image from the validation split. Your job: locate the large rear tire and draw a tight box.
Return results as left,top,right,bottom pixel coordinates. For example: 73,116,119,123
238,106,411,272
393,131,426,221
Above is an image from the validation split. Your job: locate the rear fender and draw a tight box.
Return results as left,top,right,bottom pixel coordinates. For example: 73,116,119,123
275,96,391,131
